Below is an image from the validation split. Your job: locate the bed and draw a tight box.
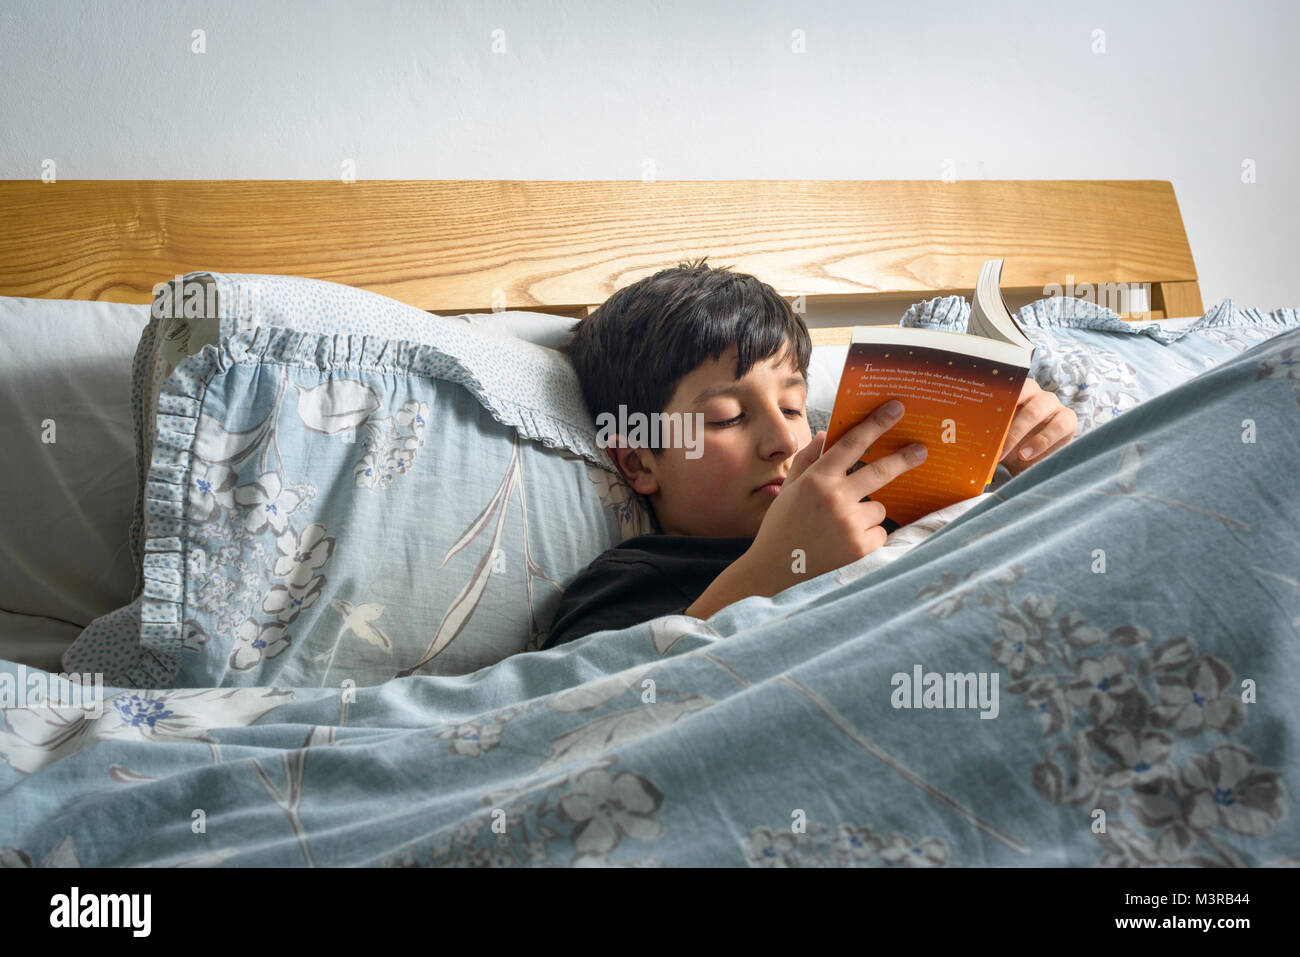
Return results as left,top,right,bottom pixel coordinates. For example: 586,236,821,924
1,179,1297,868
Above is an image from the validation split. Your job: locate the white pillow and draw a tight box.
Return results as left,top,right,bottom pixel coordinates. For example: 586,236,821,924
0,296,147,627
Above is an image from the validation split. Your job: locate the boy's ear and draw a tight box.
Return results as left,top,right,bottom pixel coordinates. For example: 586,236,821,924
603,435,660,495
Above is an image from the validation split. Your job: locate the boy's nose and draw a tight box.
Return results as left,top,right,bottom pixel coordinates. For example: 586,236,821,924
757,411,801,458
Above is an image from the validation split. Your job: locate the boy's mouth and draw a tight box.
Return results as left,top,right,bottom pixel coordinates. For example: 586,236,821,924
754,477,785,496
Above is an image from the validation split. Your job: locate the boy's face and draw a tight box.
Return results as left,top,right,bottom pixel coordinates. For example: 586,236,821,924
608,343,811,538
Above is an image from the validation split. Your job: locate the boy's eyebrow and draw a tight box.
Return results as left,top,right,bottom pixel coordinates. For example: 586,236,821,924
691,374,808,404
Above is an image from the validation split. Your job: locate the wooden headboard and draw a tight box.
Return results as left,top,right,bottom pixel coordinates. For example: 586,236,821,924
0,180,1201,345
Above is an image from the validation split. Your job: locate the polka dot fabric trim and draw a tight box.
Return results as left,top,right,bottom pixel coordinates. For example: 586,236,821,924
127,310,165,600
60,597,148,686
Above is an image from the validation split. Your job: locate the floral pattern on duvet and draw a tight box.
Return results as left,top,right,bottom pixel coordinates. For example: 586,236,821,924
921,576,1287,866
385,644,964,868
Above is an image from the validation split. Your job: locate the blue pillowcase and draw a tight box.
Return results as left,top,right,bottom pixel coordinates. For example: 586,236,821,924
78,273,659,688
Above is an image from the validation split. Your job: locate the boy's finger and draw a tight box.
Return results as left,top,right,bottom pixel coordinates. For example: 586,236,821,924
790,430,826,480
817,401,906,474
1000,400,1062,460
1016,425,1074,464
1000,421,1048,462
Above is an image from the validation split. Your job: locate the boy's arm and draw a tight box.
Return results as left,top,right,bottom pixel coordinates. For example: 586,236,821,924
684,550,787,620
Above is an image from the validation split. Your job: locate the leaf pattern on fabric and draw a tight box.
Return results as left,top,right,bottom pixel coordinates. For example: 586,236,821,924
295,378,382,435
0,836,82,868
648,616,721,656
193,412,273,468
398,438,521,675
534,697,712,777
399,431,568,672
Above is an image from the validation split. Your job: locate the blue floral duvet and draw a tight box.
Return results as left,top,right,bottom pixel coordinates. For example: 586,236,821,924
2,327,1298,867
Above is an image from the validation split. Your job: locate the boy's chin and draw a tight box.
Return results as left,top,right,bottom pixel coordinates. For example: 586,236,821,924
736,506,768,538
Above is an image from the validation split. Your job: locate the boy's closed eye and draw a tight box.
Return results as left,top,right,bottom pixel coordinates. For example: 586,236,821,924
709,409,807,426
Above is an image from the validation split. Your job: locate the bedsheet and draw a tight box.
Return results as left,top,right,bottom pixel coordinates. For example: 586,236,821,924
1,325,1297,868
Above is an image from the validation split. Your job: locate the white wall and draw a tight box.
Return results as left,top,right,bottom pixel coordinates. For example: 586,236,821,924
2,0,1296,319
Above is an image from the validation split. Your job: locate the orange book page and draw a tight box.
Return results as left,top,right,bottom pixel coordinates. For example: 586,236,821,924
822,342,1028,526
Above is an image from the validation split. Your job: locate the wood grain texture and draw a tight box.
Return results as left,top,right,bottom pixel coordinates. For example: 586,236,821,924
1154,280,1205,320
0,180,1199,321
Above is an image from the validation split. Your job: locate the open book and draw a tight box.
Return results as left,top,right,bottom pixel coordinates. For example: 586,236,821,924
819,259,1036,527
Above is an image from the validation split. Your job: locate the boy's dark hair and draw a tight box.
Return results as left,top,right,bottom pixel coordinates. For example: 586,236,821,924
559,257,812,456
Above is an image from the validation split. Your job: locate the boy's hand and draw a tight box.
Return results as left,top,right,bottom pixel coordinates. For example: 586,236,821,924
997,378,1079,478
694,401,927,614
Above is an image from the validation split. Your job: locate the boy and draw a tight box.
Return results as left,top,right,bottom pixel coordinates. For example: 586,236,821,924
540,259,1076,650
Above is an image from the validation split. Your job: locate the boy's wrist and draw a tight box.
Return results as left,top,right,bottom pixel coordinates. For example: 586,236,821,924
684,547,787,620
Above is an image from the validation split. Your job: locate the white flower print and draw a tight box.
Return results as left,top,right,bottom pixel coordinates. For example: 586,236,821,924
558,768,664,857
386,437,419,475
273,523,336,587
195,572,237,616
191,462,237,522
1181,744,1286,837
1151,656,1246,736
1067,654,1136,721
352,400,428,490
1092,727,1177,790
743,826,799,867
585,467,656,539
0,687,292,775
263,576,325,624
879,833,950,867
235,471,301,535
1027,335,1143,436
834,825,879,863
355,452,382,489
437,720,504,758
1199,327,1270,353
231,619,291,671
395,399,428,438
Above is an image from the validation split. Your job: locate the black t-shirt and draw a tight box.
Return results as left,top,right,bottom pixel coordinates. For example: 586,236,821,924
539,534,754,651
